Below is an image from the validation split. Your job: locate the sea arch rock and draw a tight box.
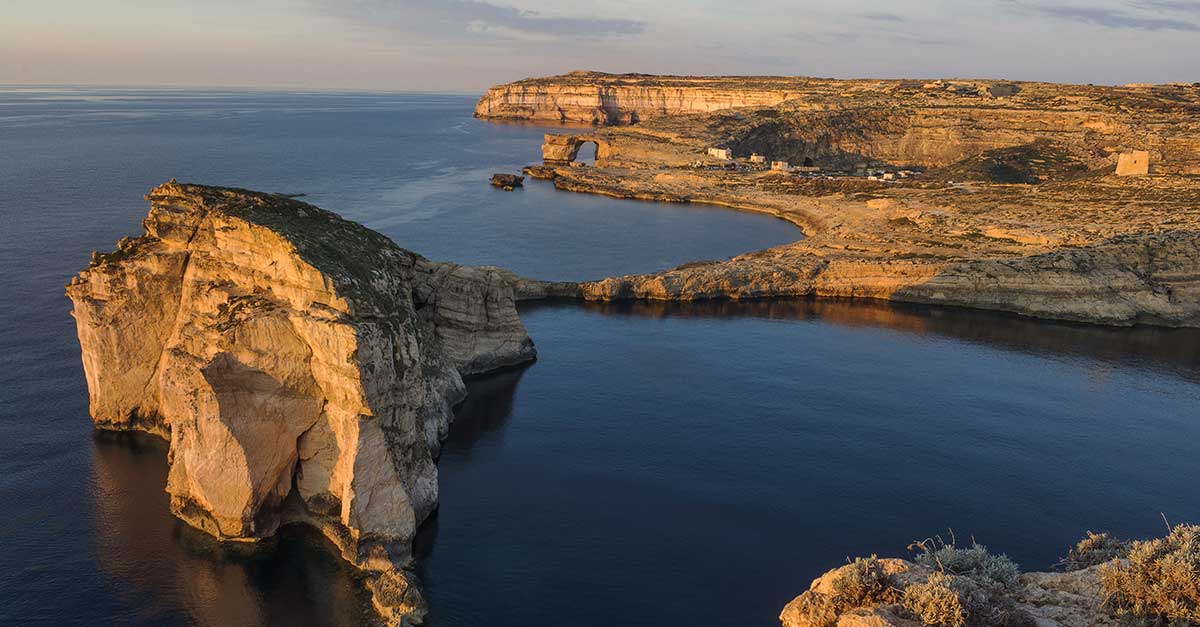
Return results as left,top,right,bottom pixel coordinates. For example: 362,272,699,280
543,133,609,164
66,181,537,624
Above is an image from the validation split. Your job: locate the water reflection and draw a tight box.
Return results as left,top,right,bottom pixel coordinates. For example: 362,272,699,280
522,297,1200,381
90,433,376,627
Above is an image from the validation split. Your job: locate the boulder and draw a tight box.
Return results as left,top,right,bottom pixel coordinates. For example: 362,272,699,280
490,173,524,190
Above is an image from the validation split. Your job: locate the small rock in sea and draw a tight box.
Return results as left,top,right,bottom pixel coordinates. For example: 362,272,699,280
490,173,524,190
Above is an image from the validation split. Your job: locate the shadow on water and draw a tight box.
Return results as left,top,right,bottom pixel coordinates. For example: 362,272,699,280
415,366,532,563
520,296,1200,382
90,432,378,627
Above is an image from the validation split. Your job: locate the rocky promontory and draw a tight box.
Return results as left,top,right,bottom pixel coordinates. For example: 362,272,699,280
481,72,1200,328
66,181,536,624
779,526,1198,627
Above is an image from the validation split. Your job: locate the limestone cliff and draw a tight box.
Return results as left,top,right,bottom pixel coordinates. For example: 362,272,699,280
475,71,1200,328
66,181,536,625
482,72,1200,174
474,70,805,125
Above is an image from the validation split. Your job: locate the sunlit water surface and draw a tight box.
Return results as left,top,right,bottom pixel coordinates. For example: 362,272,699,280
0,88,1197,627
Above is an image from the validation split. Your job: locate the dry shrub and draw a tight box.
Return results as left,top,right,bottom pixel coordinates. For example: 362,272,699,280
793,555,902,627
1100,524,1200,625
1059,531,1128,571
908,537,1032,627
903,572,966,627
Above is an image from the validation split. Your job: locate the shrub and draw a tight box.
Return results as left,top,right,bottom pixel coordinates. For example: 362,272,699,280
903,572,965,627
907,536,1032,627
1059,531,1128,571
1100,524,1200,624
911,538,1021,590
792,556,901,627
832,556,902,609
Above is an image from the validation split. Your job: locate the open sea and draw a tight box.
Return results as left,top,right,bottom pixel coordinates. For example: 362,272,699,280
0,88,1197,627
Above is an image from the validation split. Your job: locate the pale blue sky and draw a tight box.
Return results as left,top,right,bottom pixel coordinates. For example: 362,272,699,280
2,0,1197,90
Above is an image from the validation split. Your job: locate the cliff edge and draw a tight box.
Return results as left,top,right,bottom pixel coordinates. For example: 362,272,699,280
66,181,537,624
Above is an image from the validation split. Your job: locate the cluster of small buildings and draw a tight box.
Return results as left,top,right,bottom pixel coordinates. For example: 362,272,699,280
857,163,920,181
703,147,820,173
699,146,922,181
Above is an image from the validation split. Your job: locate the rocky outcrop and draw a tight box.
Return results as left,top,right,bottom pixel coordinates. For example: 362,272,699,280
552,230,1200,327
475,71,804,125
511,160,1200,327
489,173,524,190
66,181,536,625
780,560,1118,627
541,134,607,163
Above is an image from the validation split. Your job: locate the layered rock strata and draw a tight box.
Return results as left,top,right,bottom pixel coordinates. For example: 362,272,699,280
483,72,1200,174
475,70,804,124
66,181,536,624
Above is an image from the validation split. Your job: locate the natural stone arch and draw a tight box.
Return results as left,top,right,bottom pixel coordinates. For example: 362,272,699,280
542,134,609,164
574,140,599,165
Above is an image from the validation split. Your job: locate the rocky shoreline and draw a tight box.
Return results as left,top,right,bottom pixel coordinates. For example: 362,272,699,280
510,165,1200,327
780,526,1199,627
67,181,536,625
482,72,1200,328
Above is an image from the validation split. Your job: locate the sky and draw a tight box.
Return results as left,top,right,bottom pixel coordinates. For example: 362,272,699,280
2,0,1198,91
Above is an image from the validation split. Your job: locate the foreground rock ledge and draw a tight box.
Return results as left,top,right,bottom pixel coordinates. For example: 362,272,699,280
66,181,536,625
780,559,1119,627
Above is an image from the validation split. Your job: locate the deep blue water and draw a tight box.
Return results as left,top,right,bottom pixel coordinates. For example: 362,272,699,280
1,88,1197,627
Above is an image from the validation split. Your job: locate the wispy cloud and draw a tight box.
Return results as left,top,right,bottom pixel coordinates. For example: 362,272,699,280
859,12,908,23
1130,0,1200,13
1003,1,1200,31
314,0,644,40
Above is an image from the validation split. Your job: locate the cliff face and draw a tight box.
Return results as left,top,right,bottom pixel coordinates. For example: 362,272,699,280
483,72,1200,174
66,181,536,624
474,71,804,124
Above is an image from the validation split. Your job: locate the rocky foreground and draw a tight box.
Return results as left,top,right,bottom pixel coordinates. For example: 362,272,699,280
66,181,536,625
780,526,1199,627
481,72,1200,327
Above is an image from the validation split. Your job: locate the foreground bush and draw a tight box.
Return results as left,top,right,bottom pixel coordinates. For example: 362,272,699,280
790,556,902,627
908,538,1031,627
911,537,1021,590
1059,531,1128,571
1100,524,1200,625
903,571,965,626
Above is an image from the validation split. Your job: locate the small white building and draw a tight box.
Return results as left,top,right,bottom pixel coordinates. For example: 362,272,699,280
749,153,766,164
707,147,733,160
771,160,790,171
1116,150,1150,176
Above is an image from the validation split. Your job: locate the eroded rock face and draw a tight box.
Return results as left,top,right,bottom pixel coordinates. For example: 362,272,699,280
475,71,802,125
66,181,536,624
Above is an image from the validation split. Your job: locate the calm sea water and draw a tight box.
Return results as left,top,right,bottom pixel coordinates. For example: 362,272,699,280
1,88,1197,627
